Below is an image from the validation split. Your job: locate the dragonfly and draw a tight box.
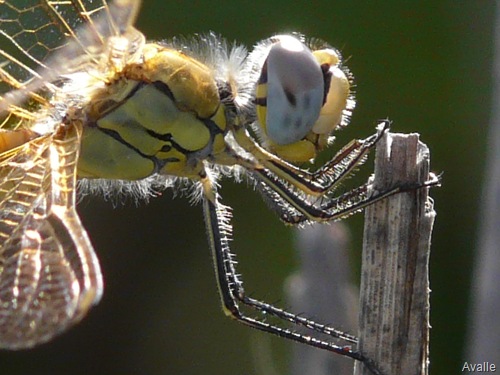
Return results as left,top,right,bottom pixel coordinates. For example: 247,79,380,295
0,0,439,373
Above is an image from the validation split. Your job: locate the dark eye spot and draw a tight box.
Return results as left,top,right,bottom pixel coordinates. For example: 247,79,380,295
284,87,297,107
258,60,268,84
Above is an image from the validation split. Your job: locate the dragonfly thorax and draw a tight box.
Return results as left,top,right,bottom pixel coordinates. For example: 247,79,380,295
77,43,229,181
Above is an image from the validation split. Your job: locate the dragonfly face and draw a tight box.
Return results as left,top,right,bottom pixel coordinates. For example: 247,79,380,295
0,1,438,373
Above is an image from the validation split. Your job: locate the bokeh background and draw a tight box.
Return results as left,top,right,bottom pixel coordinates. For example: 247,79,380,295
0,1,495,374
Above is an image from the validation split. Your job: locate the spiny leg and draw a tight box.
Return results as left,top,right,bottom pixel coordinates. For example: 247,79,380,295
261,122,388,193
217,124,388,224
201,175,356,342
200,173,383,375
252,166,441,225
232,121,390,196
236,121,440,225
226,120,438,224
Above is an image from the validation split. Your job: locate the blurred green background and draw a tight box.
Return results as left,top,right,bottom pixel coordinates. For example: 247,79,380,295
0,1,495,374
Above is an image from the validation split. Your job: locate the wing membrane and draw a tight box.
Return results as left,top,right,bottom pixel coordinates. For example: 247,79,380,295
0,0,112,82
0,121,102,349
0,0,145,347
0,0,143,129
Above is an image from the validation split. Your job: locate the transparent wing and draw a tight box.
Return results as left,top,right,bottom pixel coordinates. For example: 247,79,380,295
0,0,143,129
0,0,143,348
0,121,102,349
0,0,104,128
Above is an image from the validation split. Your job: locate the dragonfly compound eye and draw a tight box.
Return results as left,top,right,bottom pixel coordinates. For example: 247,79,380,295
256,35,324,146
254,35,353,163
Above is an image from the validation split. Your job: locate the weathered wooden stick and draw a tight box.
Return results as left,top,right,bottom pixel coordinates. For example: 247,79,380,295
354,132,436,375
